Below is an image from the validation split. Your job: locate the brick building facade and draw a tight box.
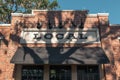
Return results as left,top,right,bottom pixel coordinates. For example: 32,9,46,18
0,10,120,80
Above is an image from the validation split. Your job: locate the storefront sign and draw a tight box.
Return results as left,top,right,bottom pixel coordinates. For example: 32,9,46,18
20,28,100,43
33,33,87,40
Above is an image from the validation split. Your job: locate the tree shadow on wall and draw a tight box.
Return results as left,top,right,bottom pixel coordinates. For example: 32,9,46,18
10,10,111,64
45,11,86,64
0,31,9,47
46,47,84,64
0,69,2,74
94,17,120,80
9,10,116,79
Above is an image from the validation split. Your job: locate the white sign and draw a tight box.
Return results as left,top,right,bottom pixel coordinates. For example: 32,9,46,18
20,28,100,43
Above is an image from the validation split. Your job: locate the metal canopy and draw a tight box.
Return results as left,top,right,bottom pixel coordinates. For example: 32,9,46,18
10,47,109,64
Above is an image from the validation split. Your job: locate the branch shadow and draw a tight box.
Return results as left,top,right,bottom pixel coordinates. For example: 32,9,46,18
9,10,117,79
0,31,9,47
0,69,2,74
10,10,110,65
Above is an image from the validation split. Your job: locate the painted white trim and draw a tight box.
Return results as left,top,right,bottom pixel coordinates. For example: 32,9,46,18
87,14,97,17
97,13,109,16
110,24,120,27
23,28,99,31
96,28,101,43
32,9,88,12
11,13,23,17
32,9,48,13
32,9,89,14
11,13,35,17
0,24,11,26
118,37,120,40
11,10,109,19
20,28,101,44
23,14,35,17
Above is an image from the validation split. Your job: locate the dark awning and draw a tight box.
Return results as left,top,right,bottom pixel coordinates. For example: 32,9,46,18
10,47,109,64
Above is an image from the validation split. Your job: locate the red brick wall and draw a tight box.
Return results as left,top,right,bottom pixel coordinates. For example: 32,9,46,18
0,27,17,80
0,10,119,80
102,26,120,80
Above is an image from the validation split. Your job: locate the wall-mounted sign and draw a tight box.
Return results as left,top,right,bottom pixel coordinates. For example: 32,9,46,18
20,28,100,44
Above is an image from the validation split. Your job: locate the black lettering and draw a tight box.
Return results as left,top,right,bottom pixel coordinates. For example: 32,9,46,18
56,33,64,39
33,34,38,39
44,33,53,39
79,34,87,39
66,33,76,39
33,33,41,40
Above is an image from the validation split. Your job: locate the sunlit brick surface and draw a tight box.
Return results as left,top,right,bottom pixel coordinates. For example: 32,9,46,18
0,10,119,80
